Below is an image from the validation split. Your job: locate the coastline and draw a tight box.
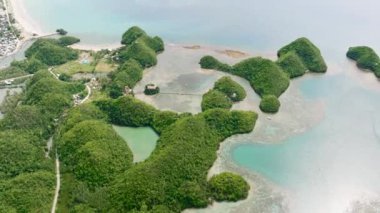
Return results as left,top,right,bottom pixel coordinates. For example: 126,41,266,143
7,0,45,36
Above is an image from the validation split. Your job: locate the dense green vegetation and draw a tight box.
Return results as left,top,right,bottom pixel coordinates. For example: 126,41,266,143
25,70,84,117
56,96,256,212
108,59,143,98
121,26,147,45
0,26,259,212
278,37,327,73
58,36,81,46
199,56,289,98
232,57,290,97
0,171,56,212
10,58,48,74
117,26,164,67
214,76,246,102
0,66,28,80
107,107,257,212
347,46,380,77
0,131,51,178
152,111,182,134
277,51,307,78
201,89,233,111
199,38,327,112
0,44,86,211
118,42,157,67
259,95,281,113
58,119,133,187
25,38,79,66
105,26,165,97
199,55,232,72
96,96,158,127
208,172,250,202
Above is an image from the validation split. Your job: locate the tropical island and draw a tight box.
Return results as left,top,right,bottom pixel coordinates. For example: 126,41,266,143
199,37,327,113
0,26,258,212
347,46,380,78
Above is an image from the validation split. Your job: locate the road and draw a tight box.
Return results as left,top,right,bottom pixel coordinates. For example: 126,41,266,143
51,155,60,213
50,76,91,213
80,84,92,104
0,74,34,83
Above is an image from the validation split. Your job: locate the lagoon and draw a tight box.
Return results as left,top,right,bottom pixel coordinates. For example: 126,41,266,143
112,126,158,163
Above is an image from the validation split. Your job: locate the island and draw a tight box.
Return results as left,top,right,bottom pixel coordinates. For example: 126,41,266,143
259,95,281,113
199,37,327,113
346,46,380,78
0,26,257,213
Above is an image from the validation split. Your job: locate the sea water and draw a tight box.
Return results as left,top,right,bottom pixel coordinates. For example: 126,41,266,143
19,0,380,212
20,0,380,56
232,73,380,212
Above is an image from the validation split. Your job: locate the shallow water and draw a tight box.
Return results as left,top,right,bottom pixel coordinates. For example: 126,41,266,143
112,125,158,163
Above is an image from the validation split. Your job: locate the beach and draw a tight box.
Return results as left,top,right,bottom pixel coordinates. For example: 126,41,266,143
8,0,45,37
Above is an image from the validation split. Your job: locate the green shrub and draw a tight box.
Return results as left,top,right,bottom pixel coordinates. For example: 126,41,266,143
118,42,157,67
27,69,53,86
277,51,307,78
152,111,180,134
137,35,165,53
111,59,143,88
25,38,78,66
208,172,250,202
11,58,47,74
59,73,72,81
95,96,158,127
37,93,72,117
214,76,246,102
178,181,209,208
0,171,55,212
202,109,258,138
0,66,27,80
201,89,232,111
59,103,108,133
74,139,133,187
278,37,327,73
347,46,380,77
121,26,146,45
0,105,50,133
232,57,290,97
25,71,84,106
0,130,50,178
58,120,132,166
199,55,232,72
259,95,281,113
108,82,124,99
58,36,81,46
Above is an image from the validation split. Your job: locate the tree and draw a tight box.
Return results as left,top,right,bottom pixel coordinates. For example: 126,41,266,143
208,172,250,202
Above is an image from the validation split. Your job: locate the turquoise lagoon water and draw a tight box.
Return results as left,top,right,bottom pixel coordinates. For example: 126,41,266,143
112,126,158,163
232,73,380,212
18,0,380,212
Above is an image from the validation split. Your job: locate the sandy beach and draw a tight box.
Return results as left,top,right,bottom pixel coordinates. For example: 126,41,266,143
8,0,46,37
7,0,122,51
